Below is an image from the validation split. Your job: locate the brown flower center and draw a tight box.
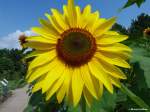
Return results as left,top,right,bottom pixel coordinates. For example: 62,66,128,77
146,30,150,36
56,28,96,67
19,35,27,45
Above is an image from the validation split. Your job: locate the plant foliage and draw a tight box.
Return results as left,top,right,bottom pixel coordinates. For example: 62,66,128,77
0,48,26,80
122,0,146,9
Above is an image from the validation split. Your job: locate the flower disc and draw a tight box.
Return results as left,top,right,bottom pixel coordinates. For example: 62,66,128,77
19,35,27,46
57,28,96,67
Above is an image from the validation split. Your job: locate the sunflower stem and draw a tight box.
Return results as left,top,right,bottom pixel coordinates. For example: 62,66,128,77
80,96,86,112
120,83,150,110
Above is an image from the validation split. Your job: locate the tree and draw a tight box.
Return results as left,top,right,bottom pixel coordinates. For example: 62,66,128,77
111,23,128,35
0,49,26,80
128,13,150,39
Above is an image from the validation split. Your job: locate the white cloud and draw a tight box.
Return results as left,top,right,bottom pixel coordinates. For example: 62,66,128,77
0,30,35,49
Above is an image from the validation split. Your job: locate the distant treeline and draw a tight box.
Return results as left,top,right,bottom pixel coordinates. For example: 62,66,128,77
0,49,26,80
112,13,150,39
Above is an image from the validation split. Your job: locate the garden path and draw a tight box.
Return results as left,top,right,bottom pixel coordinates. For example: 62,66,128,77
0,86,29,112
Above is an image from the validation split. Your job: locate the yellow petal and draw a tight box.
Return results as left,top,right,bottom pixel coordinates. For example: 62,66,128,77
56,68,71,103
95,52,130,68
23,42,55,50
83,87,93,107
98,81,104,98
32,27,58,40
32,75,45,93
100,51,131,60
72,68,84,106
91,75,103,98
51,9,69,30
80,5,91,28
39,19,59,35
42,60,65,93
104,31,119,35
27,58,58,83
45,13,64,33
82,5,91,16
92,18,106,34
97,59,127,79
109,76,121,88
75,6,82,27
98,43,132,52
65,67,73,101
67,0,77,27
88,58,113,93
28,50,56,70
67,84,73,105
26,69,33,79
26,36,57,44
63,5,70,27
23,50,46,60
57,84,66,104
80,65,97,99
86,11,100,33
94,17,117,37
97,35,128,45
46,71,66,101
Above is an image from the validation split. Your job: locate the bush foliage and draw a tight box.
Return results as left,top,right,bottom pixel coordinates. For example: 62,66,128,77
0,49,26,80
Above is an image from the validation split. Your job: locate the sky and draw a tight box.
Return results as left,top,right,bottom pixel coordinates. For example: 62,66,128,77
0,0,149,49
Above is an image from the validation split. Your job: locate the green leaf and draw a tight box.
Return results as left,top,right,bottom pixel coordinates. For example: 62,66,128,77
23,105,33,112
67,105,80,112
29,90,43,106
136,0,146,7
120,83,150,110
80,96,86,112
132,62,147,90
116,90,127,102
130,47,150,88
123,0,136,9
126,62,150,106
91,90,117,112
122,0,146,9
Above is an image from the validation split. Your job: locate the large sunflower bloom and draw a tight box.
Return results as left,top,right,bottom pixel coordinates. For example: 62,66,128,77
23,0,131,107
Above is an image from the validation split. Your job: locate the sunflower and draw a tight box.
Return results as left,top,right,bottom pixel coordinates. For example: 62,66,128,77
22,0,132,107
144,27,150,38
19,34,27,47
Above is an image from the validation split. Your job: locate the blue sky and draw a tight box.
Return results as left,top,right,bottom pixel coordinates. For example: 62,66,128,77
0,0,149,37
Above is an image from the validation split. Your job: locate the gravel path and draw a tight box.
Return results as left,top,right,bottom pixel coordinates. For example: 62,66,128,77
0,86,29,112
